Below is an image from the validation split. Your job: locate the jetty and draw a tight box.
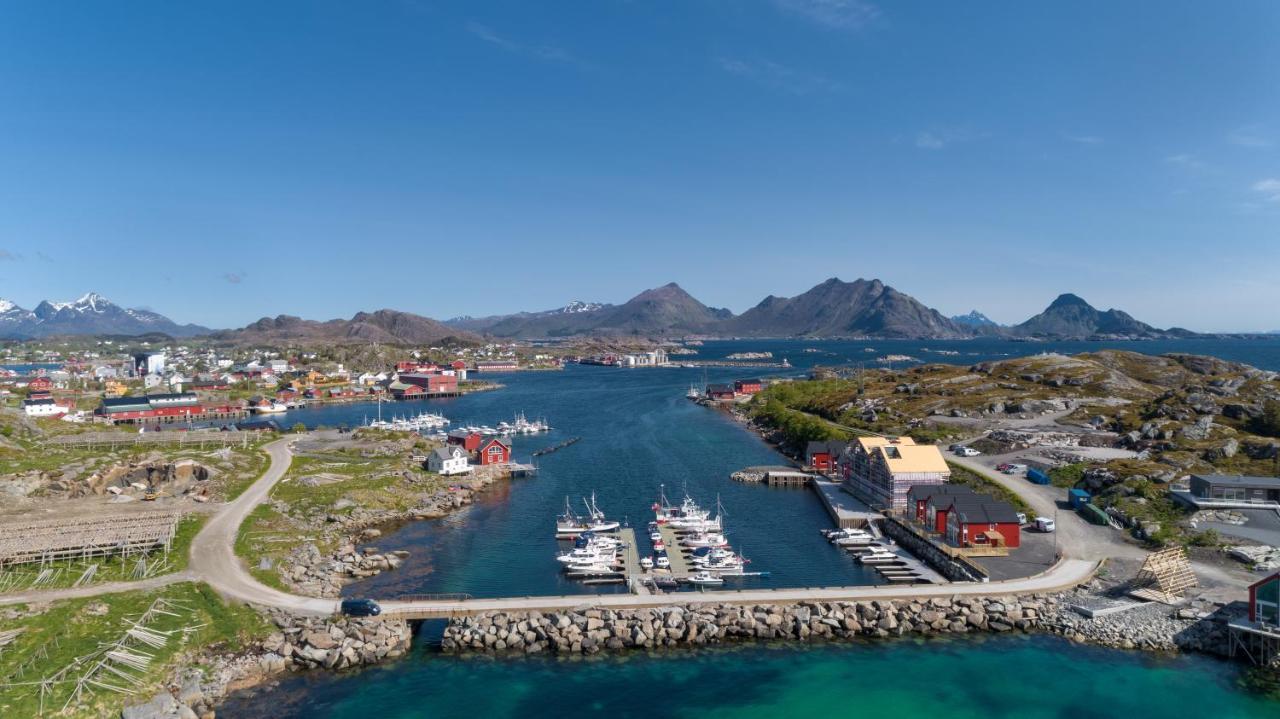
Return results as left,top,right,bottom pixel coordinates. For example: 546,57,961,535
812,479,882,529
532,437,581,457
656,525,693,579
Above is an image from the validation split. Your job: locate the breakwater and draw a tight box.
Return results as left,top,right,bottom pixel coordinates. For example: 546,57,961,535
442,594,1060,654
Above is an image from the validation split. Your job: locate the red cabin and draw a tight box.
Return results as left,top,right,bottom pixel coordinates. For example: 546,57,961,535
733,378,763,395
28,377,53,392
477,437,510,466
1249,571,1279,627
805,440,844,473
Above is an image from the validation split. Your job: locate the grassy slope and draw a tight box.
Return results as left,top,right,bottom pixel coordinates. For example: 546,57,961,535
0,582,271,719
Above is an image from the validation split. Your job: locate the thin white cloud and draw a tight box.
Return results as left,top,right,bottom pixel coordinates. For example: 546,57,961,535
772,0,880,31
466,21,578,64
1227,125,1273,149
1252,178,1280,203
715,56,842,95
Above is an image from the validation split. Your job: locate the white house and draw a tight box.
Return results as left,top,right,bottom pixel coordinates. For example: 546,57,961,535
426,446,471,476
23,398,64,417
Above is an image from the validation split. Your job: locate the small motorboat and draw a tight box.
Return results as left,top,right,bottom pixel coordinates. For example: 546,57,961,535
649,531,663,542
640,556,654,570
656,556,671,569
686,571,724,586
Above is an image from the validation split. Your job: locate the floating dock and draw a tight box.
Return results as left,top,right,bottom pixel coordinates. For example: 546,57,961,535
657,525,694,579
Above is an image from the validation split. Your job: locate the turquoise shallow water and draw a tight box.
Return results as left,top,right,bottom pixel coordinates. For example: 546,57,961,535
222,634,1277,718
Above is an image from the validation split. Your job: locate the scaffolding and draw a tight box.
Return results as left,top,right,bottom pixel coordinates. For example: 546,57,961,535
0,512,181,567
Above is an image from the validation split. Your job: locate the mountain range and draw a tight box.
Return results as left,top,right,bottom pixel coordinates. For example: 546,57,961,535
0,293,210,339
445,279,1194,341
0,282,1202,343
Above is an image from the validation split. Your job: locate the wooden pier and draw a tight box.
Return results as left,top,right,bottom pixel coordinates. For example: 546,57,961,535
657,525,693,579
812,479,883,529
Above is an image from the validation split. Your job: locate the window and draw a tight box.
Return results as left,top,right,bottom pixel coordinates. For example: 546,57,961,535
1258,579,1279,626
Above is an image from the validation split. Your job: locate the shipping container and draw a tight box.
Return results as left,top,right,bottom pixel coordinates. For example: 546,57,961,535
1068,488,1092,509
1079,503,1110,526
1027,468,1052,485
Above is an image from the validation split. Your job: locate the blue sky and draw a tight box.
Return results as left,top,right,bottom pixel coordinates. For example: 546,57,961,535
0,1,1277,331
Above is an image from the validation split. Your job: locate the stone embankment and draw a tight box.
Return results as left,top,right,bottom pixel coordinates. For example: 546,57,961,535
123,611,413,719
442,584,1239,660
282,542,410,597
443,594,1061,654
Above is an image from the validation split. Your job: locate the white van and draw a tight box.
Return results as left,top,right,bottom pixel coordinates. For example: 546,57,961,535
1034,517,1056,533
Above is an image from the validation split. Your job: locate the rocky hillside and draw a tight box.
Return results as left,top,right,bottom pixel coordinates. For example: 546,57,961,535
722,278,966,338
215,310,481,346
451,283,731,338
1011,294,1195,340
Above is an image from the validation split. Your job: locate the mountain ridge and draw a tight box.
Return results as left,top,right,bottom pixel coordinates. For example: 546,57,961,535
0,293,210,339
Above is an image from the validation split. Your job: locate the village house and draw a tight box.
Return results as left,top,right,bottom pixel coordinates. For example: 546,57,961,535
733,378,763,395
23,397,65,417
943,495,1022,549
426,445,471,476
705,383,736,401
840,436,950,510
397,372,459,394
805,440,846,474
447,430,484,452
476,436,511,466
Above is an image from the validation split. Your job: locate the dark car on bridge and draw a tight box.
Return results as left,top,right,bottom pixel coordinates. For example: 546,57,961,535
340,598,382,617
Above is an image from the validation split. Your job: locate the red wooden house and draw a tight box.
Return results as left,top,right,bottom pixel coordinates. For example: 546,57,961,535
477,437,510,466
28,376,53,392
447,431,484,452
805,440,845,473
942,496,1022,548
733,379,763,395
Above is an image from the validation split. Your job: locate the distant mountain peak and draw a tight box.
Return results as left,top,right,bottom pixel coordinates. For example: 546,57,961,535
1047,293,1092,310
951,310,999,328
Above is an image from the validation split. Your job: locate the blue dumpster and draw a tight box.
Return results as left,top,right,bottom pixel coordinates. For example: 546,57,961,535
1027,468,1051,485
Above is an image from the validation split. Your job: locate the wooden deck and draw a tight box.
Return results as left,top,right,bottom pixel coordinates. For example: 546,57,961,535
657,525,693,579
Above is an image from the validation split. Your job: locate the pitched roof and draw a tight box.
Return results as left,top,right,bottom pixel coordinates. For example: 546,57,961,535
875,443,949,474
706,383,735,394
946,496,1021,525
806,440,845,456
907,484,978,503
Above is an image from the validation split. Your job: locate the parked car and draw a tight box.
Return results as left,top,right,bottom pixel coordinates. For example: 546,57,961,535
340,598,382,617
954,446,981,457
1003,463,1027,474
1034,517,1056,533
1016,512,1028,525
996,463,1013,472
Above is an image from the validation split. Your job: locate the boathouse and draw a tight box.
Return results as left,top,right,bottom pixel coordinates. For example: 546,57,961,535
705,384,736,401
942,495,1022,549
447,430,484,452
733,378,763,395
476,437,511,466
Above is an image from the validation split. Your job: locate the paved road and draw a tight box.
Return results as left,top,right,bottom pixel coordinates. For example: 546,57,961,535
381,558,1099,618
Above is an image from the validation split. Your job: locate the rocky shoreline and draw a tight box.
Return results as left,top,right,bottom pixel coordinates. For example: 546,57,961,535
125,611,413,719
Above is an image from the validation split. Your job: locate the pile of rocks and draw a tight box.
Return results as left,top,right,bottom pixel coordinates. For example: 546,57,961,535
1044,597,1230,654
281,542,408,597
123,612,413,719
1228,545,1280,571
442,595,1060,655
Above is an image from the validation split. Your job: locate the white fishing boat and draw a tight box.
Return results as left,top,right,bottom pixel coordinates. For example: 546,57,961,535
250,401,288,414
555,494,621,538
656,556,670,569
686,571,724,586
857,549,900,565
682,532,730,549
640,556,654,570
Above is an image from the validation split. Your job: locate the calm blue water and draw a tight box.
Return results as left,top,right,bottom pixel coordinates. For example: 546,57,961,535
222,338,1280,715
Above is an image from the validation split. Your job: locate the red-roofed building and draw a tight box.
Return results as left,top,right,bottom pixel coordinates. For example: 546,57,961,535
477,437,510,466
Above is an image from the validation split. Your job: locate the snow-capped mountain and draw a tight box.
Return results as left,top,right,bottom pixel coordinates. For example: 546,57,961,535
0,293,210,339
559,300,604,314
